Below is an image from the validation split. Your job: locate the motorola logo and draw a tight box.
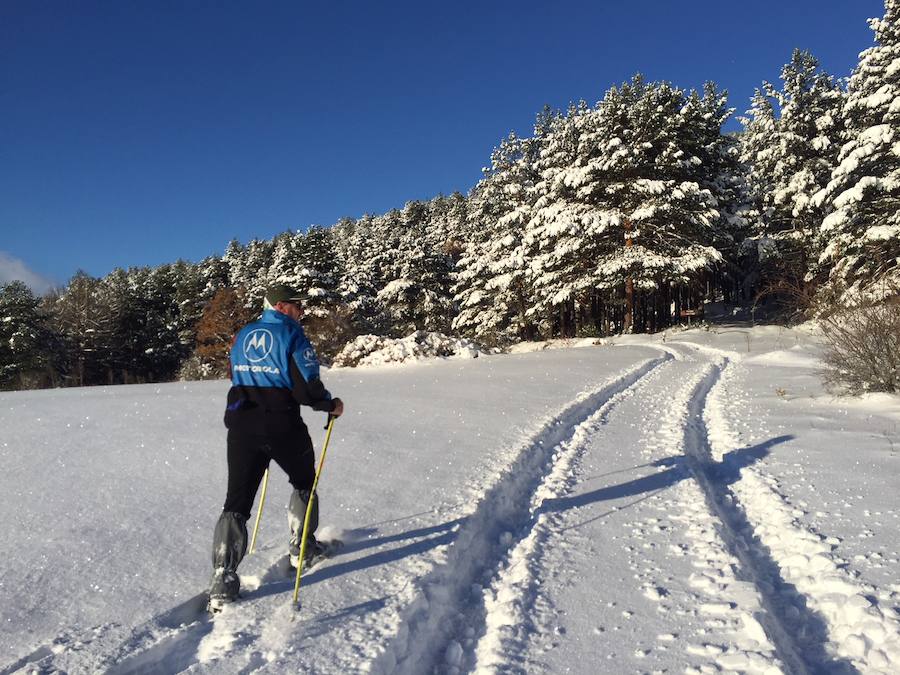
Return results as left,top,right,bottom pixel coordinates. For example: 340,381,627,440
243,329,275,363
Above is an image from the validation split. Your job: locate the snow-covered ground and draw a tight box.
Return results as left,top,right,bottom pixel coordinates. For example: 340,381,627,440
2,325,899,674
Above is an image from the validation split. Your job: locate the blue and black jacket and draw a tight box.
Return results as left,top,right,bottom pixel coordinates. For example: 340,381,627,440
224,309,335,435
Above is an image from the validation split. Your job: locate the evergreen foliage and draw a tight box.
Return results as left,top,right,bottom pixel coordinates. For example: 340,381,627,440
0,282,56,389
453,130,541,343
740,50,844,307
814,0,900,297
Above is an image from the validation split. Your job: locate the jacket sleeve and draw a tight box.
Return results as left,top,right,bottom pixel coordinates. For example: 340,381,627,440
288,327,335,412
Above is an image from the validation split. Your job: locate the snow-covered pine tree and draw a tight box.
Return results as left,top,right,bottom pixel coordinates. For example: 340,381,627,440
269,226,342,314
529,77,726,335
601,78,726,331
376,200,455,334
300,225,342,314
96,266,183,383
51,271,107,386
267,231,300,290
365,208,407,333
740,50,844,306
773,51,843,279
814,0,900,297
431,191,470,258
739,87,781,298
454,134,523,342
143,263,195,380
526,101,596,336
334,214,384,333
416,198,458,332
198,254,230,299
168,260,207,364
679,82,749,306
0,281,55,389
96,267,138,383
454,127,543,343
223,238,273,308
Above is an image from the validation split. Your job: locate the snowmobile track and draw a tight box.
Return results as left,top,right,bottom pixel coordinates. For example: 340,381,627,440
372,353,671,675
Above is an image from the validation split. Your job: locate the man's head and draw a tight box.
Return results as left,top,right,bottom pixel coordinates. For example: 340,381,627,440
264,284,304,322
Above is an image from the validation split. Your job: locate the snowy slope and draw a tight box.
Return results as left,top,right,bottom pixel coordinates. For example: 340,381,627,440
1,326,899,674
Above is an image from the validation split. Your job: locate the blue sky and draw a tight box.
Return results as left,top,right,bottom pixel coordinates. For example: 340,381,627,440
0,0,886,291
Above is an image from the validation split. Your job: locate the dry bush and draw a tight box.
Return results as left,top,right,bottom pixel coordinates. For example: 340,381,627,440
303,304,358,364
753,267,820,324
188,288,258,379
820,295,900,395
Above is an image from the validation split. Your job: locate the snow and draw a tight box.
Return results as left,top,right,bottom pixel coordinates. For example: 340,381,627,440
332,331,485,367
2,325,900,674
865,224,900,241
833,176,883,210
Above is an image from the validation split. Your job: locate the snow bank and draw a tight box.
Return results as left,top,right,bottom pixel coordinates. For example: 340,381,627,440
506,337,606,354
332,331,486,367
745,346,822,369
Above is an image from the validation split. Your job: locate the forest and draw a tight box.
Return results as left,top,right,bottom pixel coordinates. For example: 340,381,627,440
2,2,898,390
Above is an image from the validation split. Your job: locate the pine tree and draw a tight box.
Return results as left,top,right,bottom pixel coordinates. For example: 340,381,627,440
375,200,455,334
142,264,192,381
198,254,230,298
738,87,781,298
169,260,207,360
50,271,107,386
526,101,595,335
681,82,750,305
431,191,470,258
334,214,385,334
224,238,273,307
291,226,341,316
0,282,55,389
528,78,727,334
815,0,900,296
741,50,844,303
454,128,542,342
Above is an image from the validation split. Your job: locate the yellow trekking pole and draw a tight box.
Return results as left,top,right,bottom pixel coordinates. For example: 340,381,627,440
249,467,270,554
293,415,336,608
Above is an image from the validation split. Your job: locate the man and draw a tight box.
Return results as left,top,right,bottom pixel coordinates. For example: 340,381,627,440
208,284,344,608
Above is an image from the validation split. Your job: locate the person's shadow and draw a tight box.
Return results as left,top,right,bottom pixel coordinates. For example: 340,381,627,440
539,434,792,531
257,434,791,594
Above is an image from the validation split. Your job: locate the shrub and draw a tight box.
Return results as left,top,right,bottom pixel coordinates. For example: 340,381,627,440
303,305,357,364
820,297,900,394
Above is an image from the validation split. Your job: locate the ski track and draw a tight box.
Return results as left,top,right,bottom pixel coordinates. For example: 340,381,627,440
367,354,671,674
701,345,900,674
471,340,899,675
474,344,787,674
472,347,689,674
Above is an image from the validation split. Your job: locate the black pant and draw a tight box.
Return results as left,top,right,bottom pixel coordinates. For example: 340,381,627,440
223,426,316,520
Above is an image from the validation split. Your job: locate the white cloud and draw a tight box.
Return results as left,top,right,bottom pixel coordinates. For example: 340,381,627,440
0,251,57,295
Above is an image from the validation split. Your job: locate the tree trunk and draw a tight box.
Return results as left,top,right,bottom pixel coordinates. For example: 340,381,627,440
623,220,634,333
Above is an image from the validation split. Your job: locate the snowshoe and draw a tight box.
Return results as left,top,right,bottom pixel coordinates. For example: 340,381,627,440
289,538,342,570
207,567,240,614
